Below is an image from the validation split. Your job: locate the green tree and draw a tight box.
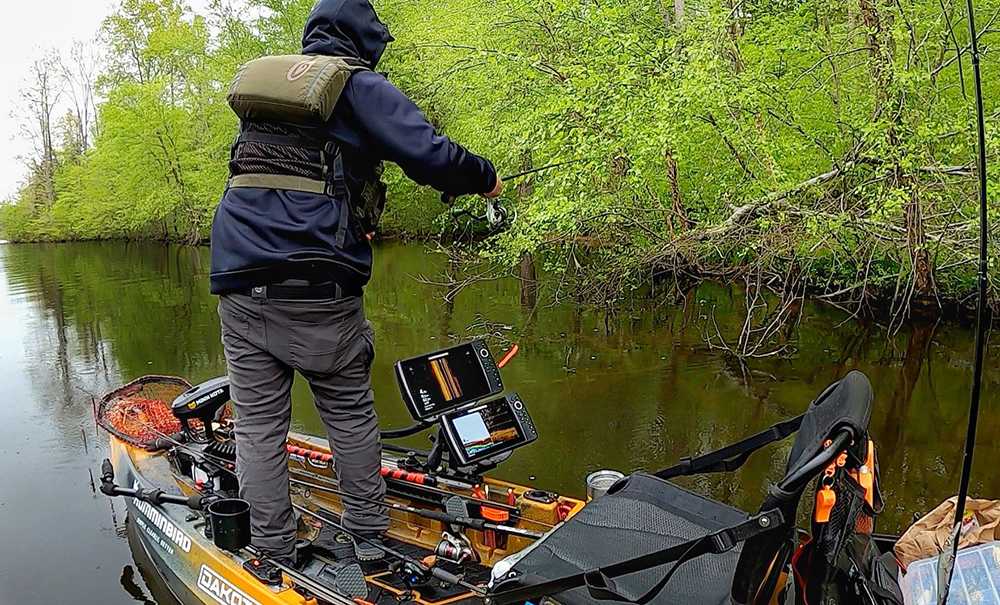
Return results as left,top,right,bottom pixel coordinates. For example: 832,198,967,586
2,0,997,315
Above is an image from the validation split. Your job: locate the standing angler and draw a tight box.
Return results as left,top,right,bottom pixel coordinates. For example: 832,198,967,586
209,0,502,563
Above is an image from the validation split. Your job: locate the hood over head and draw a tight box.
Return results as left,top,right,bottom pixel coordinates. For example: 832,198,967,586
302,0,394,68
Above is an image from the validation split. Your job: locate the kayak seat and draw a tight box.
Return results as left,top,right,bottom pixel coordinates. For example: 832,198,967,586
510,473,748,605
492,371,875,605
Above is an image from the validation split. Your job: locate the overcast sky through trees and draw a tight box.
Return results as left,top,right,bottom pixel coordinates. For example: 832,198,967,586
1,0,211,199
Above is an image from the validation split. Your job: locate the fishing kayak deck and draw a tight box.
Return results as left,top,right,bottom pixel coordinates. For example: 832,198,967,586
295,522,492,605
113,430,579,605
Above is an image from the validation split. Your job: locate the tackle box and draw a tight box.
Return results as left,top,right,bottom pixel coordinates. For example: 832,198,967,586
902,542,1000,605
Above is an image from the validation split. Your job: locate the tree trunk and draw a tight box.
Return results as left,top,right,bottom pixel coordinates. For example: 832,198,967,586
519,251,538,310
859,0,930,293
723,0,744,72
858,0,893,108
21,57,62,205
517,149,533,198
905,180,933,293
665,150,690,229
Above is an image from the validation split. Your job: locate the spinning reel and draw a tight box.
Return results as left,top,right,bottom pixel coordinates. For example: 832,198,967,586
441,193,512,228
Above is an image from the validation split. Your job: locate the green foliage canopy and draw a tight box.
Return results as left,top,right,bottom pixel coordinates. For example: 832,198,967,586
2,0,996,309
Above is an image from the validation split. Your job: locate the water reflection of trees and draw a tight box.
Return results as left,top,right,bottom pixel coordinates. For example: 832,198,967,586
389,255,1000,530
2,243,229,458
3,243,227,385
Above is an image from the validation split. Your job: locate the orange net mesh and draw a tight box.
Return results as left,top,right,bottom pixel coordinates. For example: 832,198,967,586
97,376,234,449
95,376,191,450
102,397,184,445
96,376,194,449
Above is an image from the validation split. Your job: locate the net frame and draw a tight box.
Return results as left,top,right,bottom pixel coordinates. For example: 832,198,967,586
96,375,192,450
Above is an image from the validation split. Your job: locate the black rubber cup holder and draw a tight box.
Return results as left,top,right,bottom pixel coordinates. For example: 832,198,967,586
208,498,251,551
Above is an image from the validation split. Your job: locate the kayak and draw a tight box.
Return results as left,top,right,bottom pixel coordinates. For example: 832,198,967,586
96,342,904,605
97,348,585,605
107,429,583,605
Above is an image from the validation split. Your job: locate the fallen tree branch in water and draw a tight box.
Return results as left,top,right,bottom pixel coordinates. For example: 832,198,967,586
628,150,994,322
409,243,512,304
701,271,804,361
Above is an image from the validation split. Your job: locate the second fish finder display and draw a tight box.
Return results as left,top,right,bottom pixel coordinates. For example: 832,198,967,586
449,400,522,463
396,344,491,418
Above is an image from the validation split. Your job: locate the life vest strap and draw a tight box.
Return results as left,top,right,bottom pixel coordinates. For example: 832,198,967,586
227,174,329,194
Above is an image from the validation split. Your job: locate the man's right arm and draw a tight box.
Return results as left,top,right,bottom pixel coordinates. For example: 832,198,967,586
343,71,499,197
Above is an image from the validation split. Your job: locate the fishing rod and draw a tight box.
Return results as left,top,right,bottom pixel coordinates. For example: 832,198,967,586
100,451,481,596
291,502,485,595
499,158,588,182
124,413,552,529
442,158,588,226
105,414,547,582
938,0,991,601
290,475,544,539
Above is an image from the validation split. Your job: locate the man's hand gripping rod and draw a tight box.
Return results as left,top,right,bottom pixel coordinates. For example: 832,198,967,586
441,159,587,226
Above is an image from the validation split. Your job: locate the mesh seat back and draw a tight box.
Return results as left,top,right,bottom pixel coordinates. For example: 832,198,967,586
731,370,874,604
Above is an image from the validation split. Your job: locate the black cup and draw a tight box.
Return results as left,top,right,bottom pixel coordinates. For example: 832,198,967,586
208,498,251,552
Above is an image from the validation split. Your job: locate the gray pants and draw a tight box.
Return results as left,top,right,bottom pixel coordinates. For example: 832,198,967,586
218,293,389,557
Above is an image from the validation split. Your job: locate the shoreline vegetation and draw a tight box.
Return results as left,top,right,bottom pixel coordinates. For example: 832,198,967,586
2,0,998,323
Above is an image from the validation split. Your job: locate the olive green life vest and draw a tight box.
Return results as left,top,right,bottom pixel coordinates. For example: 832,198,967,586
228,54,363,125
225,55,387,235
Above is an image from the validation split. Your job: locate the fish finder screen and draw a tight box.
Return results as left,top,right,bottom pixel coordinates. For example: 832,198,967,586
397,345,492,418
446,400,524,463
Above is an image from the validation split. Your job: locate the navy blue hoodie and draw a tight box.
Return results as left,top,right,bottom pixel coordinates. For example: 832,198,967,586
209,0,498,294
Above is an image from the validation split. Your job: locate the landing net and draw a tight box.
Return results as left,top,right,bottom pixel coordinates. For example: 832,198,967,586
96,375,193,450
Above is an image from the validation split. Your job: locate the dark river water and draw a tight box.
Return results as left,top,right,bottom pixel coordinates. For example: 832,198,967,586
0,240,997,603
